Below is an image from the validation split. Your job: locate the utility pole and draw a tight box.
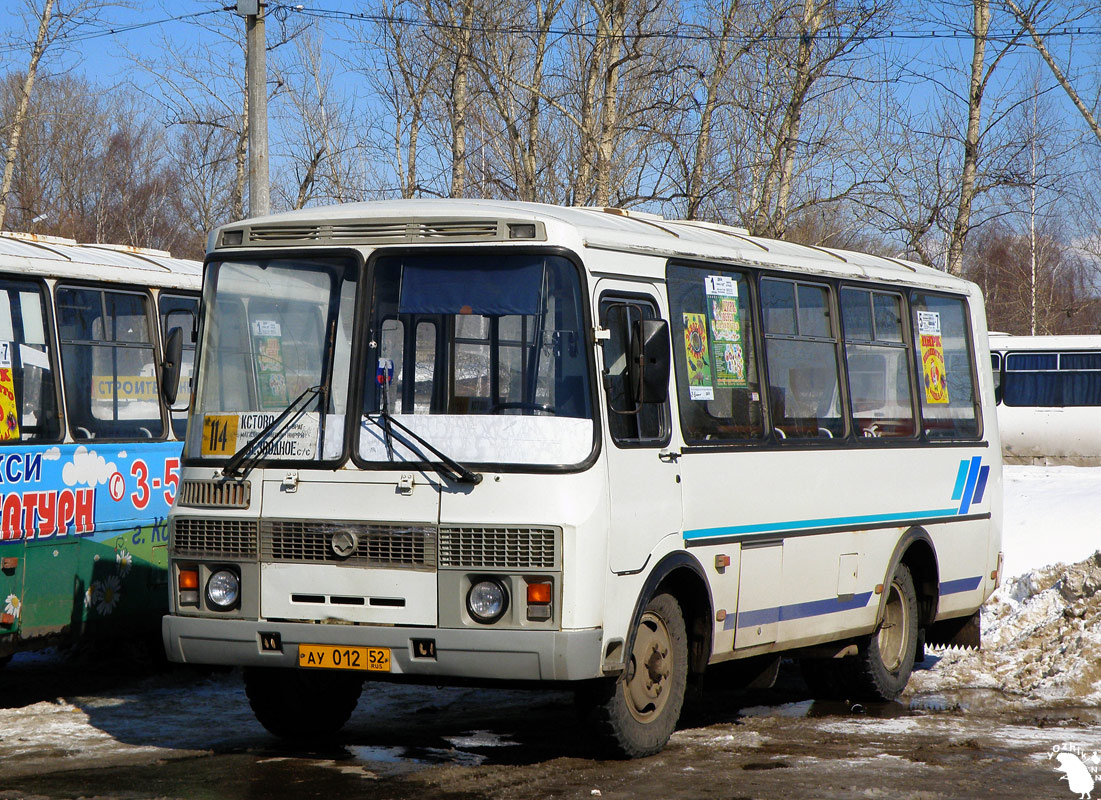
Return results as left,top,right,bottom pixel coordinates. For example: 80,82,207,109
238,0,270,217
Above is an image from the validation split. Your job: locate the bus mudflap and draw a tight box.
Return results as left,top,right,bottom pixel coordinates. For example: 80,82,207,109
926,610,981,650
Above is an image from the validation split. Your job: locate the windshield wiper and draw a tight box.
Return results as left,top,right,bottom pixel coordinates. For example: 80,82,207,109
222,385,322,480
364,411,482,485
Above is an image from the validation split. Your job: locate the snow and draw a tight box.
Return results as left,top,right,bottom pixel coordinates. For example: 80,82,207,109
908,464,1101,704
1002,466,1101,579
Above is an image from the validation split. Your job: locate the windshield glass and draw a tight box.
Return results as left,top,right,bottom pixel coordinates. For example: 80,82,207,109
360,253,593,467
186,257,357,464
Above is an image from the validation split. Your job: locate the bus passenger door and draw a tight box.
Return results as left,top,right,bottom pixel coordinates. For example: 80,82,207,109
596,285,681,574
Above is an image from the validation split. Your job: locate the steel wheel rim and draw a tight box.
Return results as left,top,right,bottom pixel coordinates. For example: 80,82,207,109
877,579,909,673
625,610,673,724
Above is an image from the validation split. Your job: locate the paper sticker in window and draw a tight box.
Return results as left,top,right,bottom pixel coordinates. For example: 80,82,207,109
254,335,289,409
917,311,949,405
0,343,19,441
706,277,746,388
683,313,714,401
252,320,281,337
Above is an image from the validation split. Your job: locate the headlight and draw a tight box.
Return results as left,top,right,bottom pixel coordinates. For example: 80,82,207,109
206,569,240,610
467,579,507,624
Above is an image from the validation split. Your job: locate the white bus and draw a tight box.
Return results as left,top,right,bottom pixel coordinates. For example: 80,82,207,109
989,333,1101,465
162,201,1002,757
0,232,200,662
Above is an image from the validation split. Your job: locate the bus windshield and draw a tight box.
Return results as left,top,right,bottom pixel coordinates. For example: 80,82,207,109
359,253,594,467
186,256,357,465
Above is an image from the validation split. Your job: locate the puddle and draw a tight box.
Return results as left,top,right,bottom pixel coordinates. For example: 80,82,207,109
738,699,913,721
345,731,518,776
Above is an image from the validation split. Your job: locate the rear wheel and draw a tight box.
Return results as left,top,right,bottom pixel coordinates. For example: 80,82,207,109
244,667,364,740
581,593,687,758
842,563,919,701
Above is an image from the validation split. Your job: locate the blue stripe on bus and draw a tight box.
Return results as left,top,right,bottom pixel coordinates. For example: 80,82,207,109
730,591,875,631
951,460,970,501
684,508,960,541
972,466,990,506
940,576,982,595
958,456,983,515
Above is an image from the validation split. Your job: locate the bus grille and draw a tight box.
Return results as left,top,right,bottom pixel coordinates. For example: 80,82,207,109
172,518,258,558
438,527,559,569
235,219,542,247
177,479,251,509
261,520,437,569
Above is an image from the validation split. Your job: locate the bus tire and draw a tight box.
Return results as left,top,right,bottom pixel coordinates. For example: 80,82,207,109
244,666,364,739
844,563,919,701
584,593,687,758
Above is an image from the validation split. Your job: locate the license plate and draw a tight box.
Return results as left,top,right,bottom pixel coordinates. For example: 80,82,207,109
297,644,390,672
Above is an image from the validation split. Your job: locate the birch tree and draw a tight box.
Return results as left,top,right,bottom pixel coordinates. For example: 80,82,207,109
0,0,123,229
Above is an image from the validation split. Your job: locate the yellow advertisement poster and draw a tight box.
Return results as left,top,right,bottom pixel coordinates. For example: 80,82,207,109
0,343,19,441
682,313,713,401
917,311,949,405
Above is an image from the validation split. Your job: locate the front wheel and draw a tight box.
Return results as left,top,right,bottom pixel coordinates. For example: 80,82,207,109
843,562,919,701
244,667,364,740
580,593,687,758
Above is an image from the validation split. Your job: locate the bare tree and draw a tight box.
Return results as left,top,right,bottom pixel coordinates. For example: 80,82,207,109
467,0,566,201
1001,0,1101,145
742,0,889,239
273,30,361,208
0,0,124,229
130,18,250,222
351,0,446,198
1,72,193,252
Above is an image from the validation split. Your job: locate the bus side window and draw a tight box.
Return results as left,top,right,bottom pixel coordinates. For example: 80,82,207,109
840,288,916,439
666,264,763,442
0,279,61,442
911,293,980,439
599,296,668,445
761,278,845,440
56,286,165,440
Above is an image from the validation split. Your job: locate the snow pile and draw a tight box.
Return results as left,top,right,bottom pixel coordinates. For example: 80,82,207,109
912,553,1101,704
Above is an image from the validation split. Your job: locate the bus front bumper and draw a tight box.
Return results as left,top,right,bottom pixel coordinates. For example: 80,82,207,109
162,614,604,682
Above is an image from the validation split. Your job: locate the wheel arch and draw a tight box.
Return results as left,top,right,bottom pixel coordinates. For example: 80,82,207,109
878,527,940,631
622,551,713,680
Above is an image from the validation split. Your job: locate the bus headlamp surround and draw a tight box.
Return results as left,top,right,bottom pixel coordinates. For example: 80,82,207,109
467,579,508,624
206,569,240,610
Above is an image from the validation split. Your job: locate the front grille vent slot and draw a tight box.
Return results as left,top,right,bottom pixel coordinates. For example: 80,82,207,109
438,527,559,569
261,520,437,569
177,479,251,509
172,518,258,558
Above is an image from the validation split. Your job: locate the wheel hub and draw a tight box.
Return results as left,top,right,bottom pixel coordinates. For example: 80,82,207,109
625,611,672,723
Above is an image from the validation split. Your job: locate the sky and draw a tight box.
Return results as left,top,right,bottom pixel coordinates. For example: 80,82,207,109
0,1,1082,107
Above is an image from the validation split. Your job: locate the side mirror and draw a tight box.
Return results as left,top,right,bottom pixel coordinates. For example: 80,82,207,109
161,326,184,406
629,318,670,405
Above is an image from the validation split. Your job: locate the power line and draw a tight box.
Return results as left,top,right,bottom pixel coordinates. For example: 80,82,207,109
279,3,1101,45
0,2,1098,57
0,8,223,57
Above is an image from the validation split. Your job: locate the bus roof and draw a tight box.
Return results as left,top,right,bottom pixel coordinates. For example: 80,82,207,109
211,199,970,294
0,232,202,290
988,333,1101,351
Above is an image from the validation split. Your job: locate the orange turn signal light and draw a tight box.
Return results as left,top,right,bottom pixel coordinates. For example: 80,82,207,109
526,582,552,605
178,569,199,591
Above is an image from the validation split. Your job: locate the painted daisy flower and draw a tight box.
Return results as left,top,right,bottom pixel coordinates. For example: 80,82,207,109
115,549,133,578
4,594,20,619
96,575,121,616
84,583,103,610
